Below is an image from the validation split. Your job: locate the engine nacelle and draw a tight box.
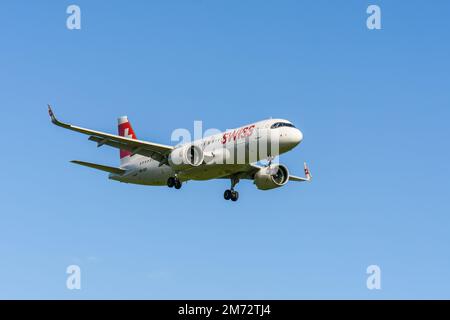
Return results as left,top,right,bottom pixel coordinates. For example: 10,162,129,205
254,164,289,190
168,144,204,170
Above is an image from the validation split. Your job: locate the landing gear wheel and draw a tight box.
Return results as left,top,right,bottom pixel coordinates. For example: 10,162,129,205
224,176,240,201
224,189,232,200
167,177,175,188
174,179,182,189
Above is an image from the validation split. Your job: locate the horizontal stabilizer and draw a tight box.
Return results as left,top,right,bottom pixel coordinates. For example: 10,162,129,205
70,160,126,175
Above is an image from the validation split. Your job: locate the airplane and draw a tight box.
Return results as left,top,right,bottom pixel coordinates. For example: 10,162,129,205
48,105,311,201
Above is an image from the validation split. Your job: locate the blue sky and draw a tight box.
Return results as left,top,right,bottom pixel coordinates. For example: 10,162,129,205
0,0,449,299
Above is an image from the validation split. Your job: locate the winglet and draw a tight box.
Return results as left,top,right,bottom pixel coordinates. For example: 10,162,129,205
47,105,70,128
48,104,57,123
304,162,312,181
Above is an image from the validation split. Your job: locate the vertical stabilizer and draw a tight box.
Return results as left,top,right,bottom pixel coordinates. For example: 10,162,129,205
118,116,137,166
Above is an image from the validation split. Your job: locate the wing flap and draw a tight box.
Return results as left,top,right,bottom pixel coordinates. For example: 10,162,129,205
88,136,166,162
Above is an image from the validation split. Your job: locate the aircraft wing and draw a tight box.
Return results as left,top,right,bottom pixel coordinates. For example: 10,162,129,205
221,162,312,182
48,106,173,162
288,162,312,182
250,162,311,182
288,174,310,182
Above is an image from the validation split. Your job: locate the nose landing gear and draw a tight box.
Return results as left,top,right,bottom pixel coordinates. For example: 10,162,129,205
224,176,240,201
167,177,182,189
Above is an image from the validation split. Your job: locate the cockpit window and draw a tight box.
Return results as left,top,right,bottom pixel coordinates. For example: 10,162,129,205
270,122,295,129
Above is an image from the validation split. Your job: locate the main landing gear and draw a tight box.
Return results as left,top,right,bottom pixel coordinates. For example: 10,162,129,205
167,177,182,189
224,176,239,201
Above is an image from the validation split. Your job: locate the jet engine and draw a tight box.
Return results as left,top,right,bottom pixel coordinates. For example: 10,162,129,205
254,164,289,190
168,144,204,170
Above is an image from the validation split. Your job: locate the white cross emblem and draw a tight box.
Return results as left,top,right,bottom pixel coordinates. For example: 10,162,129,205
124,128,133,139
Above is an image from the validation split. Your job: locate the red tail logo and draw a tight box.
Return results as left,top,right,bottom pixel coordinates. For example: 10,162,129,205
118,116,137,159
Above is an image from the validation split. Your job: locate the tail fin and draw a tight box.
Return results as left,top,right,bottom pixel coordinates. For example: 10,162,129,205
118,116,137,166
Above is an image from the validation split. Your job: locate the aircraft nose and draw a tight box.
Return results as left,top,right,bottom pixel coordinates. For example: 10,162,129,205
290,128,303,146
295,129,303,145
280,128,303,151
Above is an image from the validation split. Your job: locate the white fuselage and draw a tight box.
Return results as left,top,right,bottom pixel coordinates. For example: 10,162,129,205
109,118,303,186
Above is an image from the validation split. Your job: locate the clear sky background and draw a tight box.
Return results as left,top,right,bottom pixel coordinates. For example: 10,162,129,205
0,0,449,299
